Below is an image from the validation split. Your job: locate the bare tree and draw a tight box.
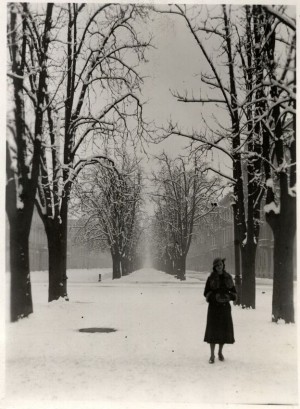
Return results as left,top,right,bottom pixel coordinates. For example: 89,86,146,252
71,152,144,279
6,3,54,321
154,5,256,305
151,153,221,280
120,171,144,276
255,5,296,322
232,4,296,320
39,3,149,298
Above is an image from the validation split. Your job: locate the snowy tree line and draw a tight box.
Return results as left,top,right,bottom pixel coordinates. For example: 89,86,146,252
70,151,146,279
6,2,150,321
155,4,296,322
6,3,296,324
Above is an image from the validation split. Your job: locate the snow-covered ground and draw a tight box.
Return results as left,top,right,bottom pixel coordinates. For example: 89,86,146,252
2,268,298,409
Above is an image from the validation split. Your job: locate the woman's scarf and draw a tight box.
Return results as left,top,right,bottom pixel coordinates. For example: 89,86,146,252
209,271,234,290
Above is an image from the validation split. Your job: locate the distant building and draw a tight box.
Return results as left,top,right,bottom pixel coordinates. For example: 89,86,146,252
5,209,111,272
187,193,276,278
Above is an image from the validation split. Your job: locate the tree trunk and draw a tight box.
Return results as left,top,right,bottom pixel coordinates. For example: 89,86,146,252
47,233,62,301
9,224,33,321
127,257,133,274
266,176,296,323
6,146,34,322
121,255,129,276
272,225,295,323
232,203,242,304
176,255,186,281
58,203,69,299
268,173,296,322
165,253,174,275
6,146,34,321
241,242,257,309
111,251,121,279
44,220,68,302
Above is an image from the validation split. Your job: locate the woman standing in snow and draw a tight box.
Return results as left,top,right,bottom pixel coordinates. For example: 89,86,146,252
204,257,237,364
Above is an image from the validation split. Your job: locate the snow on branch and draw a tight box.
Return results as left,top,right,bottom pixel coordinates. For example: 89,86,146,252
264,201,280,215
288,185,296,197
73,155,118,181
70,93,142,133
204,167,235,183
262,6,296,31
164,125,234,161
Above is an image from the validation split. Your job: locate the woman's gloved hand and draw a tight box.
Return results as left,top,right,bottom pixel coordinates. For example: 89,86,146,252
216,293,230,303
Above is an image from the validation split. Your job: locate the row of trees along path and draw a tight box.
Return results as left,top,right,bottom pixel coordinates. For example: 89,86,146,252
7,3,150,321
6,4,296,323
157,4,296,322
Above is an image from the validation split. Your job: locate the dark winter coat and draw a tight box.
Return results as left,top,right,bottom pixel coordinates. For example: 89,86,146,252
203,271,236,344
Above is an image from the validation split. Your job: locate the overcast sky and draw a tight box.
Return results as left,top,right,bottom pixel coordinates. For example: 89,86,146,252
135,7,233,179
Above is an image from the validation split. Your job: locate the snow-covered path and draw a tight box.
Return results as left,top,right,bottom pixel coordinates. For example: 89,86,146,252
3,268,298,409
